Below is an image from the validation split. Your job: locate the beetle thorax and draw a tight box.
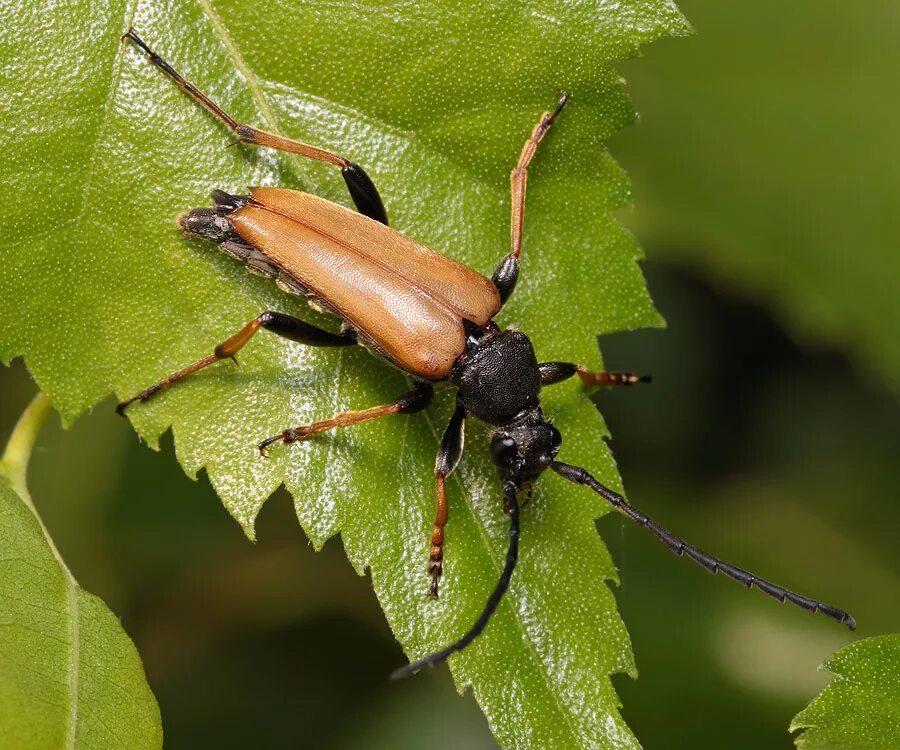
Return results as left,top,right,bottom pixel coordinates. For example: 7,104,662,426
451,329,541,425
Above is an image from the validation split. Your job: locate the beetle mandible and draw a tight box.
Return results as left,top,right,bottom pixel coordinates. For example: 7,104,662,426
118,30,855,680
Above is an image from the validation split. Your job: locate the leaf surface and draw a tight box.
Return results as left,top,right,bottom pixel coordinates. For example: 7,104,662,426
791,635,900,750
0,2,689,746
0,397,162,749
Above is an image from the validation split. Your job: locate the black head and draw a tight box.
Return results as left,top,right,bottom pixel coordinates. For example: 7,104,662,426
180,192,251,242
489,409,562,485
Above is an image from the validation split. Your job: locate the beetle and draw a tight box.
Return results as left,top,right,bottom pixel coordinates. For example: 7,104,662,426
118,30,856,680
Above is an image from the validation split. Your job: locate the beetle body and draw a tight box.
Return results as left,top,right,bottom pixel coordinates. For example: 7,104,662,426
187,188,562,489
119,30,856,682
186,187,560,482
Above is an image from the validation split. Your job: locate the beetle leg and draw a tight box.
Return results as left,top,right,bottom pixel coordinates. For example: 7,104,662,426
429,403,467,596
391,481,521,680
258,382,433,455
121,30,388,224
492,92,569,306
511,93,569,261
538,361,651,388
116,311,356,414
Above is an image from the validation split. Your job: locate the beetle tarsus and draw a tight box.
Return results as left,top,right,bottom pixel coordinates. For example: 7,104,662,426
552,91,569,119
258,434,284,456
575,368,650,387
391,483,521,681
115,397,137,416
538,363,652,389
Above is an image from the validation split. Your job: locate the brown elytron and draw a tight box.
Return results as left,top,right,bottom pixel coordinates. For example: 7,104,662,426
232,188,500,380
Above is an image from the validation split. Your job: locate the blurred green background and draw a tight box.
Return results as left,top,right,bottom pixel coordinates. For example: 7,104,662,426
2,2,898,748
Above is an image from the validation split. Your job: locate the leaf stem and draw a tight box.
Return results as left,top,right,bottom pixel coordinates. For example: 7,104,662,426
0,392,75,580
1,391,52,501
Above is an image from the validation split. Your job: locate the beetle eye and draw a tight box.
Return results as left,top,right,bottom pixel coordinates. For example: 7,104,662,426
548,424,562,450
490,435,518,466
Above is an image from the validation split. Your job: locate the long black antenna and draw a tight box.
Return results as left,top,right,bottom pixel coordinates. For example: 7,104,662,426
391,482,521,680
551,461,856,630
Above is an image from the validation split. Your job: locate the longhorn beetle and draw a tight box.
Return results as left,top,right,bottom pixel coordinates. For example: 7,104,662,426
118,30,856,680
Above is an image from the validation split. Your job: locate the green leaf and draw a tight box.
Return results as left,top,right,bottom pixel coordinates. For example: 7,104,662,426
0,395,162,749
614,0,900,400
791,635,900,750
0,2,689,746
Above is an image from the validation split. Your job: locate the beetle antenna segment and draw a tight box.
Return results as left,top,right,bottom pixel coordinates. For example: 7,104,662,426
550,461,857,630
391,482,521,680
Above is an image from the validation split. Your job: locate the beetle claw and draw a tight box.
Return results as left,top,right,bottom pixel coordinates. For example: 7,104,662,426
257,434,283,457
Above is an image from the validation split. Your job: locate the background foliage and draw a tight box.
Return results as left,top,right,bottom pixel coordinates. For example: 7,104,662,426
1,1,898,749
615,0,900,401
